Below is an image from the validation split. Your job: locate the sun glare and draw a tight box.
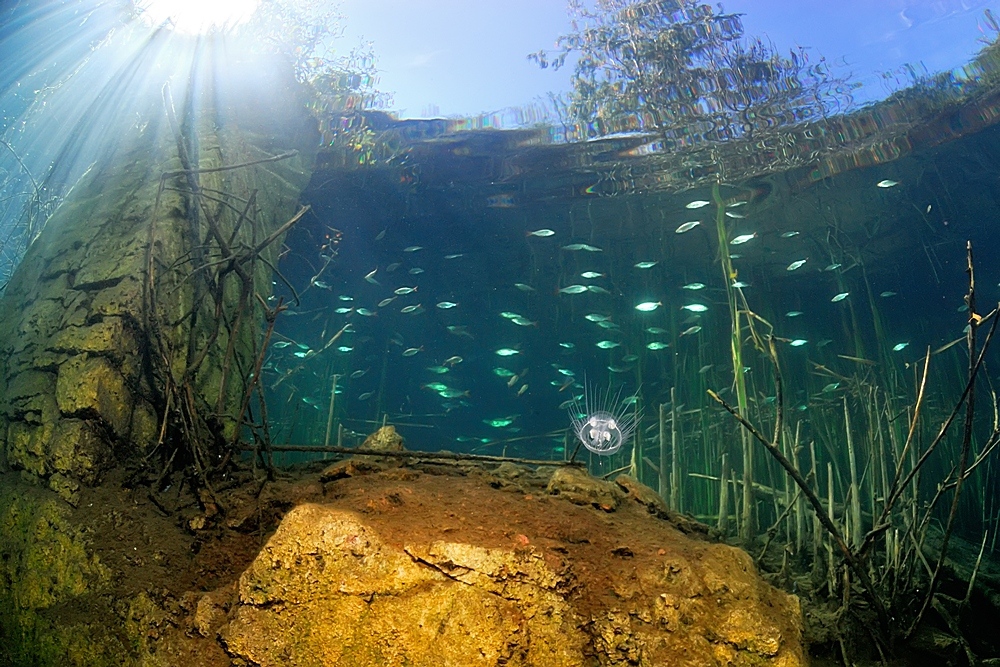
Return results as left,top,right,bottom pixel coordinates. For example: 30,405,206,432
138,0,260,34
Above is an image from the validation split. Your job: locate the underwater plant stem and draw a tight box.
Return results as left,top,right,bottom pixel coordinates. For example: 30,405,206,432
963,530,988,609
717,452,729,533
794,422,805,554
324,374,341,448
658,402,668,500
670,388,680,510
910,241,979,638
159,149,299,180
231,296,284,454
712,183,754,542
757,486,803,566
870,304,999,561
707,389,890,634
844,398,862,549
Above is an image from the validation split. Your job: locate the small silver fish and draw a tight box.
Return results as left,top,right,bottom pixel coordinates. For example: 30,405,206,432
386,262,401,272
781,231,800,238
436,301,458,309
635,261,658,268
685,200,710,209
586,285,610,294
514,283,535,292
786,259,807,271
581,271,603,279
394,286,417,295
876,179,899,188
730,233,756,245
682,282,705,290
559,285,588,294
409,267,425,275
562,243,603,252
377,297,396,307
402,347,422,356
403,246,423,252
831,292,849,302
674,221,700,234
646,342,669,350
680,325,702,336
447,325,473,338
400,304,422,313
527,229,555,237
364,269,379,285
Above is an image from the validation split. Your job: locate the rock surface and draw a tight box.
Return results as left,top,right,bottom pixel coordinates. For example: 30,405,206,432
219,464,804,667
0,455,805,666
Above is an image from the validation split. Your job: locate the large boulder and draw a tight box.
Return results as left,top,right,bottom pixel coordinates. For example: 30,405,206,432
215,466,803,667
0,458,805,666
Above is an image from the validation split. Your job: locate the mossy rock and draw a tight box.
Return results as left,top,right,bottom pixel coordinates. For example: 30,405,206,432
55,355,131,438
0,481,140,666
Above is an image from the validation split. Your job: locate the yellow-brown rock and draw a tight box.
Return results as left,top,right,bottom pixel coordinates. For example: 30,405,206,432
217,467,804,667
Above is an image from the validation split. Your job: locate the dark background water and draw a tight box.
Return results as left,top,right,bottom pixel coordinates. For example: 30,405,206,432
265,115,1000,484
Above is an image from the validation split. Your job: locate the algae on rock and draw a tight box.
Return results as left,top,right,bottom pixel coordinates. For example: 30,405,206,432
0,56,318,502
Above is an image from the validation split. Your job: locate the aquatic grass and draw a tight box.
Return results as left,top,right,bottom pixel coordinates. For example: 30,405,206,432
700,242,1000,654
712,183,755,542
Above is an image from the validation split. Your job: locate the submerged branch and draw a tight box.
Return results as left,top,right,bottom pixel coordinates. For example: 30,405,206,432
251,444,582,467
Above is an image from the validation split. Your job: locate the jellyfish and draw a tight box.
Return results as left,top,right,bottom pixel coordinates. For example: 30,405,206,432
568,382,640,456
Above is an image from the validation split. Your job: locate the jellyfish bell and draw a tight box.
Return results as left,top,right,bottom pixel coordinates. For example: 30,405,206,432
569,382,640,456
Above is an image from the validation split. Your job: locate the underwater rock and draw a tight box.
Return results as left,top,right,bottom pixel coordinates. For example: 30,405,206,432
0,458,805,666
615,474,714,537
361,424,406,451
546,464,624,510
216,466,803,666
319,425,407,482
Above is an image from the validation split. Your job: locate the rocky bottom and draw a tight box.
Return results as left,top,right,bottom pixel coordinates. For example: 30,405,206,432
0,429,804,666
